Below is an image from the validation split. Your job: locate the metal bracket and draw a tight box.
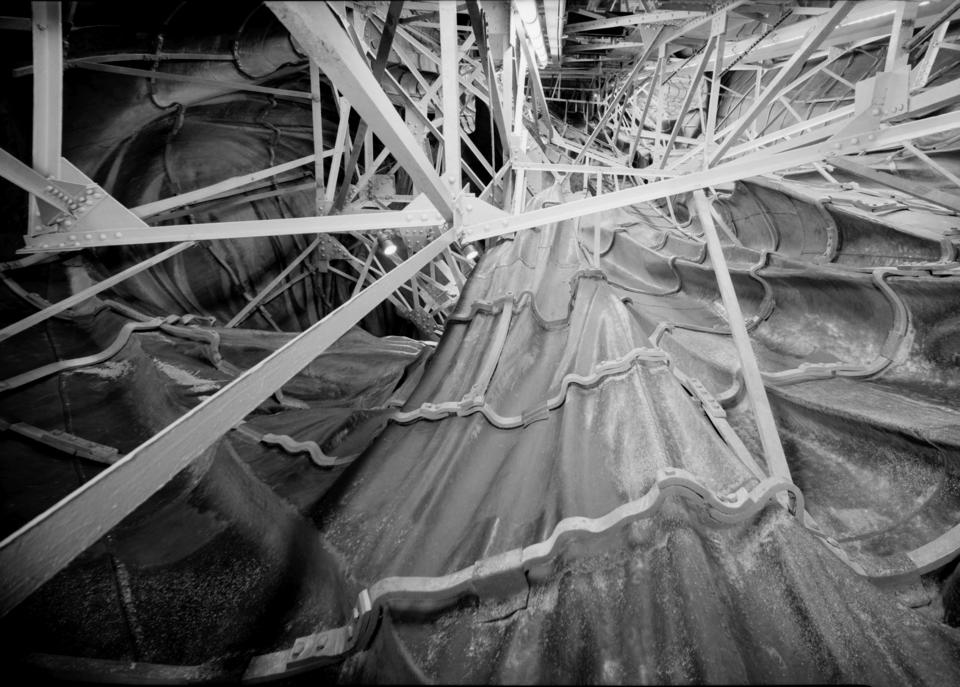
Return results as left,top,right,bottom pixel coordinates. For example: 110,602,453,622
825,70,910,156
23,159,150,252
0,419,120,464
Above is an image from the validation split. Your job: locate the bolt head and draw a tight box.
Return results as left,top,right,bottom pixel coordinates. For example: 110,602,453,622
62,220,72,227
850,137,859,145
99,233,107,240
114,232,122,238
871,107,881,116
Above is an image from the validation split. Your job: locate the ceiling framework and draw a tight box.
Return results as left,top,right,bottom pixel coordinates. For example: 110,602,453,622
1,0,960,678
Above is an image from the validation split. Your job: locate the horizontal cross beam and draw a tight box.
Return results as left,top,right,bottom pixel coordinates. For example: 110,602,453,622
20,210,444,251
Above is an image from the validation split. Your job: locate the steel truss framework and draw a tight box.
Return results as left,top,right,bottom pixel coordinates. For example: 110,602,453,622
1,0,960,620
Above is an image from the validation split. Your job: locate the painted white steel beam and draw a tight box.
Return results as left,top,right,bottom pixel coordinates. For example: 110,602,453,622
130,154,325,219
0,147,70,213
267,1,454,222
309,60,328,215
28,2,63,238
703,11,726,165
440,1,462,194
514,161,677,177
0,242,195,344
20,209,445,251
691,189,790,480
31,2,62,180
0,229,456,616
828,155,960,214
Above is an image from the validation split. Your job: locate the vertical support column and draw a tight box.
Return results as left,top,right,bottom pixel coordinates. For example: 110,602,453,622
513,36,528,136
511,167,526,215
325,96,350,206
654,44,666,159
32,2,61,179
691,189,790,481
440,1,461,195
29,2,63,237
704,11,726,168
502,45,514,130
886,1,918,73
364,129,374,181
308,59,327,215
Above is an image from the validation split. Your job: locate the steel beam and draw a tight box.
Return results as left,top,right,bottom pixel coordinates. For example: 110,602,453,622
0,242,195,344
0,229,455,616
309,60,328,215
73,62,311,101
828,155,960,214
440,1,462,194
268,1,454,221
31,2,61,180
514,161,676,178
663,0,744,44
886,1,919,73
28,2,63,237
226,236,323,328
704,11,726,167
325,96,351,206
21,209,444,251
905,0,960,52
0,147,70,213
691,189,790,479
131,154,323,219
903,142,960,189
628,56,662,160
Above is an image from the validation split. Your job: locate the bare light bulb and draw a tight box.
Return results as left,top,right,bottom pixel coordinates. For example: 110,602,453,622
380,236,398,257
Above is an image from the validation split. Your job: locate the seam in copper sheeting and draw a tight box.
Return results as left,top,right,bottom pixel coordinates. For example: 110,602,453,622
240,467,811,679
649,265,914,388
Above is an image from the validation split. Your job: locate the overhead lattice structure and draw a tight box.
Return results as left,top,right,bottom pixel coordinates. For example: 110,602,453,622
1,0,960,683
